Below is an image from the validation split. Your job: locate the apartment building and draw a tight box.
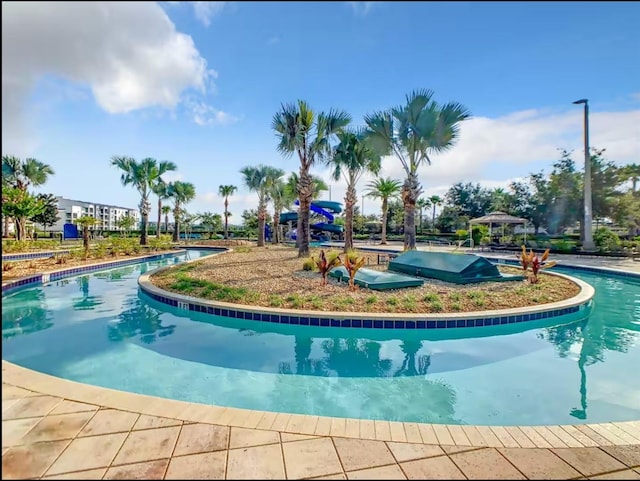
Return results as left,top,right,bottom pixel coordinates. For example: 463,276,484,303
43,197,140,232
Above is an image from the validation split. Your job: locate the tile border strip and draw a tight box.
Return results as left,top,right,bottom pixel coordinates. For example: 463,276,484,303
138,250,596,330
0,249,194,294
2,249,71,262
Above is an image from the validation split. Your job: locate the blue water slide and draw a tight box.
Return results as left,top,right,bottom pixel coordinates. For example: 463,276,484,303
294,200,335,223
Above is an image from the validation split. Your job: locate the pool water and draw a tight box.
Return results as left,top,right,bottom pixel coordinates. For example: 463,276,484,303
2,249,639,426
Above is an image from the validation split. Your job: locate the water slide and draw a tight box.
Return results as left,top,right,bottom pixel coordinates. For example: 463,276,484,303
279,200,344,235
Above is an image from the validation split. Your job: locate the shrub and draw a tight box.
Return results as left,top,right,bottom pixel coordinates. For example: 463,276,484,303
455,229,468,241
302,258,316,271
423,292,440,303
471,225,489,246
365,295,378,304
594,228,620,250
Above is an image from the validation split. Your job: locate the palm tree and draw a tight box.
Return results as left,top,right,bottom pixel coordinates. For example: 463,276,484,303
364,89,471,250
167,181,196,242
150,161,177,238
240,165,284,247
270,177,296,244
327,129,381,252
428,195,443,233
161,205,171,234
366,177,401,245
286,172,329,200
218,185,237,239
416,197,431,235
199,211,222,239
111,156,167,246
272,100,351,257
75,215,98,255
2,155,55,238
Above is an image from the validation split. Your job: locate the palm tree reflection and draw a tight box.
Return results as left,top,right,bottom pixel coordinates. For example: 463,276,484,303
72,276,104,311
108,297,176,344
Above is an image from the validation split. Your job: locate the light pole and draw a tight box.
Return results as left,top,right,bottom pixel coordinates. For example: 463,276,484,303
573,98,595,250
328,185,332,201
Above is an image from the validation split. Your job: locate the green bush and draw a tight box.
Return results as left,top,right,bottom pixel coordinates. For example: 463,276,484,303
594,228,620,250
455,229,468,241
471,225,489,246
302,258,316,271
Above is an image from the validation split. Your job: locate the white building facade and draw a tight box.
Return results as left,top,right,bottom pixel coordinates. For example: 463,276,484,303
44,197,140,232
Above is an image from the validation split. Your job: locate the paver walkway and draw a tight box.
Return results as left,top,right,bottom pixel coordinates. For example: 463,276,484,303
3,380,639,480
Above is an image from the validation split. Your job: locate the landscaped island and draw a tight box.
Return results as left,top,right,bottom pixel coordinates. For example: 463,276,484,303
149,245,580,314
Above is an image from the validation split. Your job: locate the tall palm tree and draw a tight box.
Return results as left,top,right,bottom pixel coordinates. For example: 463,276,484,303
149,161,177,238
161,205,171,234
111,156,167,245
366,177,401,245
416,197,431,235
270,177,296,244
364,89,471,250
2,155,55,238
327,129,381,252
167,181,196,242
428,195,443,233
218,185,237,239
240,165,285,247
272,100,351,257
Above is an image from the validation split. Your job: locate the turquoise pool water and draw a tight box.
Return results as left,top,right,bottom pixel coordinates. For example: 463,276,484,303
2,249,639,426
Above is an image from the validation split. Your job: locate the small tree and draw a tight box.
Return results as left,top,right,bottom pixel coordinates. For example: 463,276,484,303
2,187,46,240
75,215,98,256
30,193,59,235
161,205,171,234
116,212,136,238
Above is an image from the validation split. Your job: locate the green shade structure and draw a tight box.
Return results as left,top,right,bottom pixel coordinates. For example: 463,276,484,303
388,251,524,284
329,266,425,290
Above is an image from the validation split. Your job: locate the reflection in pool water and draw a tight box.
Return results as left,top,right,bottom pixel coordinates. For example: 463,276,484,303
2,249,639,425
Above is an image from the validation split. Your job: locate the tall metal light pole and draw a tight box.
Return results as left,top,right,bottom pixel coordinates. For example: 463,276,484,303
573,98,595,250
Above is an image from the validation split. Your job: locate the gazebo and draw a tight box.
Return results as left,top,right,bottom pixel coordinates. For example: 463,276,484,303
468,211,529,247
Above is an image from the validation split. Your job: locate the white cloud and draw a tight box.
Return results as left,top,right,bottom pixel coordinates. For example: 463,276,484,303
186,98,239,126
347,1,376,15
192,1,226,26
2,1,214,155
267,36,280,45
160,172,183,183
631,92,640,102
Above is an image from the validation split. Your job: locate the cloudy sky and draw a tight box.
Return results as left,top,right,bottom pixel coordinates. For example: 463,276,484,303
2,1,639,221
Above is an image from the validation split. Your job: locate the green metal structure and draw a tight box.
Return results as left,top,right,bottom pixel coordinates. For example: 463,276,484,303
328,266,425,290
388,251,524,284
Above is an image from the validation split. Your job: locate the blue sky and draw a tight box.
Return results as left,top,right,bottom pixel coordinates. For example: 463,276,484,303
2,1,639,221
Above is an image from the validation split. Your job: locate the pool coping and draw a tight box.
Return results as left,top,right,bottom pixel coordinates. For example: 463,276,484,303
2,246,639,449
138,250,596,329
3,360,639,448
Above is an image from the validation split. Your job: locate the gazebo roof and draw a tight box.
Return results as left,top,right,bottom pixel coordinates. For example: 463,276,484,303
469,211,528,224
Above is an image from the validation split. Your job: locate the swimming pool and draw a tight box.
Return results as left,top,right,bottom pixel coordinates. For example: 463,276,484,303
2,249,639,426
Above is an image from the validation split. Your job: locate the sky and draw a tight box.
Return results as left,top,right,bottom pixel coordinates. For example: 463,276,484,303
2,1,640,224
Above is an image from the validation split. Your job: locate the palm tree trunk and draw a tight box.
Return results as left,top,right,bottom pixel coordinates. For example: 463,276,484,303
164,214,169,234
402,173,420,251
297,169,313,257
139,198,150,246
432,205,437,234
3,216,9,238
83,227,89,252
157,197,162,238
344,184,356,253
172,206,180,242
257,199,266,247
274,208,281,244
224,198,229,239
381,198,388,245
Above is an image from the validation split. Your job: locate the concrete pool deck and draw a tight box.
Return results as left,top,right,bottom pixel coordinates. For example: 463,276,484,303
2,247,639,479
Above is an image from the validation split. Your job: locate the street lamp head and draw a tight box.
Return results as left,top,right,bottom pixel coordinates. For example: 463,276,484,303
573,99,588,105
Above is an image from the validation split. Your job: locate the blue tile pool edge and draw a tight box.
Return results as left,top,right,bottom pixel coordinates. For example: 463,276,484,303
137,261,597,330
0,247,225,295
